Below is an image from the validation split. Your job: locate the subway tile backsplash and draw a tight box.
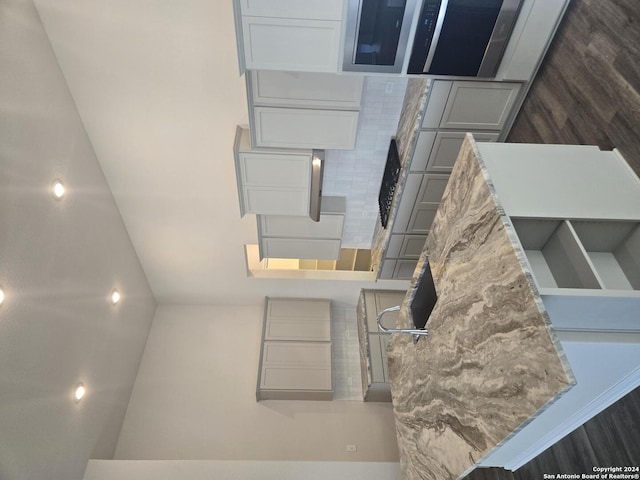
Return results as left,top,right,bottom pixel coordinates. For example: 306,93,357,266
323,76,408,248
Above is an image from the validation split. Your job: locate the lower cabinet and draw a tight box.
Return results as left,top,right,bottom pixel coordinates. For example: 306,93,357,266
358,289,406,402
257,297,333,401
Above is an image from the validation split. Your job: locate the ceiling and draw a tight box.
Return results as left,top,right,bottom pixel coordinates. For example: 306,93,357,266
31,0,272,303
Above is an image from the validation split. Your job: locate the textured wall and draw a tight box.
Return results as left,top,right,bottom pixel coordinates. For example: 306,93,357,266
323,77,408,248
0,1,156,478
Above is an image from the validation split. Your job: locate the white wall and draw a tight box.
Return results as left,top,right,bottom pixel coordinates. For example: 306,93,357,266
0,1,156,479
84,460,401,480
114,305,400,462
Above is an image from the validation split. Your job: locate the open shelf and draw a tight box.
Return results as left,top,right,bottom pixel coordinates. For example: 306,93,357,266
512,219,640,292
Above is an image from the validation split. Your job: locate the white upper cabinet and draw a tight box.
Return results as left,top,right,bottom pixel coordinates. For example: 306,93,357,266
253,107,359,150
240,0,344,20
233,126,312,217
250,71,364,109
235,0,344,72
247,71,362,150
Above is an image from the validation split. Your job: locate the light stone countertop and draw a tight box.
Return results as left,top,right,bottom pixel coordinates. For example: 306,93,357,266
387,135,576,480
371,78,430,275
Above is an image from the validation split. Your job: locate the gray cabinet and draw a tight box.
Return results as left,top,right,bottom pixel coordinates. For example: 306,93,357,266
246,71,363,150
421,80,521,131
257,297,333,401
358,289,406,402
233,126,312,216
257,196,345,260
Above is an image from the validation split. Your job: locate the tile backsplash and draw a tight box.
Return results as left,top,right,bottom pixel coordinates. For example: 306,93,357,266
322,76,408,248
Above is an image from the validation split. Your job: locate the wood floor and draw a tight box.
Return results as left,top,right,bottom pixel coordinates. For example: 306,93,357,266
464,1,640,478
464,387,640,480
507,0,640,175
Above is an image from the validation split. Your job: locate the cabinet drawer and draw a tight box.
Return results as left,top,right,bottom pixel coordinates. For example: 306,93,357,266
407,204,438,235
368,334,386,383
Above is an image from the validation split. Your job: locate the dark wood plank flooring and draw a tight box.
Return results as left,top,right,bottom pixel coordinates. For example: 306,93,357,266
507,0,640,175
465,1,640,478
464,387,640,480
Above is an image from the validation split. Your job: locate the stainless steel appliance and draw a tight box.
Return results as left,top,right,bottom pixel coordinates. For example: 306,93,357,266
343,0,419,74
407,0,523,77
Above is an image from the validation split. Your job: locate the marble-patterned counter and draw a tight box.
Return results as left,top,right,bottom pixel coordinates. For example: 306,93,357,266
388,135,576,479
371,78,430,275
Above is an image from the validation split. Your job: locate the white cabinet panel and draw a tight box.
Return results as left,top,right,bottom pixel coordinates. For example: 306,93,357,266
400,235,428,258
261,238,341,260
253,107,359,149
392,173,423,233
240,153,311,187
407,204,438,234
260,342,332,391
411,130,437,171
418,174,450,203
394,259,419,280
251,71,363,109
427,131,500,173
240,0,344,20
421,80,453,129
242,17,341,72
265,298,331,342
259,212,344,239
440,82,521,130
234,126,313,216
244,187,309,216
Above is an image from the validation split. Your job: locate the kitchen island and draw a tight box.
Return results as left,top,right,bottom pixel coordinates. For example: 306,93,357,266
387,135,576,479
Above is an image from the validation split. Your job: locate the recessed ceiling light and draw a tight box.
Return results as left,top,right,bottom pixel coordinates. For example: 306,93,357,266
74,383,86,402
0,287,4,305
110,289,120,305
52,180,65,199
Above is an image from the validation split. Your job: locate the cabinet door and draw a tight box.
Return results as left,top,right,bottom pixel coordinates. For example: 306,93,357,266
368,334,386,383
411,130,437,171
427,131,500,173
240,0,344,20
253,106,359,149
259,213,344,239
399,235,428,259
406,174,449,234
392,173,423,233
261,237,341,260
239,152,311,216
260,342,332,391
265,298,331,341
439,82,521,130
251,71,364,109
242,17,341,72
394,259,419,279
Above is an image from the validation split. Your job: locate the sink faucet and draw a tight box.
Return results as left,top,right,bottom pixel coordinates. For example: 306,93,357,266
377,305,429,344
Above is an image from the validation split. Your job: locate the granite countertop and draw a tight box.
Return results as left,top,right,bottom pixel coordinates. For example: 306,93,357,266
371,78,430,276
387,135,576,480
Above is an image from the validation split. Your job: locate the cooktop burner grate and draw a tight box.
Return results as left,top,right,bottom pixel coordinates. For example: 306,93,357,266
378,139,401,229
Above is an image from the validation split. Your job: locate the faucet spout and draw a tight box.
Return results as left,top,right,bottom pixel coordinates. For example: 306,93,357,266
377,305,429,343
